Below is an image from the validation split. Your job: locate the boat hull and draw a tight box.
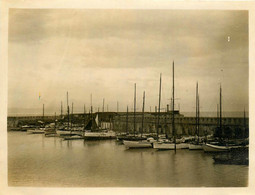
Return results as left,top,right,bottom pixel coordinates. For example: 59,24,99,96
153,142,189,150
202,143,230,152
27,129,45,134
116,136,146,142
56,130,83,136
84,131,116,140
123,140,153,149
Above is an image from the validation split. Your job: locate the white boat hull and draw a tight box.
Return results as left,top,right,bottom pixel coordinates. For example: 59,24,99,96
56,130,83,136
27,129,45,134
84,131,116,140
189,144,203,150
153,142,189,150
56,130,71,135
202,143,230,152
123,140,153,149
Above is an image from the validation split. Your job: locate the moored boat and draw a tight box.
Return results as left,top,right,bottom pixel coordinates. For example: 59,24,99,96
123,138,155,149
202,143,230,152
84,130,116,140
189,82,203,150
27,128,45,134
153,141,189,150
64,135,84,140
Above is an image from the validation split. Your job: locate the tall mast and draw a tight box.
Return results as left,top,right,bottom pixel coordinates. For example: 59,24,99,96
67,92,69,130
155,106,157,134
134,83,136,136
42,104,44,123
244,107,246,128
71,102,73,129
141,91,145,138
126,106,129,134
196,82,200,143
117,101,119,113
54,112,56,130
84,104,86,129
172,61,176,153
219,85,222,139
90,94,93,114
196,82,198,136
217,104,219,127
102,98,105,113
157,74,162,140
243,107,246,138
61,101,63,119
198,93,200,144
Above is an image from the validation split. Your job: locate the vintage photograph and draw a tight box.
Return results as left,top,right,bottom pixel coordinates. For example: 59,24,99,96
7,9,249,187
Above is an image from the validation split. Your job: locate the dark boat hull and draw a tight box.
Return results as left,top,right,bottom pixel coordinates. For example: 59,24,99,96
117,136,147,142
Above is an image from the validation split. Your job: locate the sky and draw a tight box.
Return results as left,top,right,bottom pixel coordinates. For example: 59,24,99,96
8,9,248,115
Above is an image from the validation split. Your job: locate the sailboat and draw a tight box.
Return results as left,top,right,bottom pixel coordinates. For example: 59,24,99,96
189,82,203,150
153,61,189,150
123,90,156,149
64,103,84,140
45,112,58,137
27,104,46,134
118,84,147,142
56,92,79,137
116,106,129,141
83,95,116,140
202,85,234,152
83,115,116,140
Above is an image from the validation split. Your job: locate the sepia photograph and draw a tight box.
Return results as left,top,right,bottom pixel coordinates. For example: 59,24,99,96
1,0,254,193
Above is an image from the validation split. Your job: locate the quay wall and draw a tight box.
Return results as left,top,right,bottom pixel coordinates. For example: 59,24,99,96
8,112,248,136
112,113,249,136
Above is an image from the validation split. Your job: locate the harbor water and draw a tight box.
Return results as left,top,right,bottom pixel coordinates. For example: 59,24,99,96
8,132,248,187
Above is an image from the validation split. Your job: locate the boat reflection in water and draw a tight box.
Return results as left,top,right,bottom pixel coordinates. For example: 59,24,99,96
213,146,248,165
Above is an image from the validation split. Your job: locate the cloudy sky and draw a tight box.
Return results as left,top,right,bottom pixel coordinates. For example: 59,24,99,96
8,9,248,115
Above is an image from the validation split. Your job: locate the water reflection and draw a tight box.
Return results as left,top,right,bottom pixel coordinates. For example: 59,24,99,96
8,132,248,187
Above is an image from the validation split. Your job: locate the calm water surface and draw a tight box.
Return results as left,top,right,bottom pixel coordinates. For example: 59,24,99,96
8,132,248,187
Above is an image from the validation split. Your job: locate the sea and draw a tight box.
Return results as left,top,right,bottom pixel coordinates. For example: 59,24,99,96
8,131,248,187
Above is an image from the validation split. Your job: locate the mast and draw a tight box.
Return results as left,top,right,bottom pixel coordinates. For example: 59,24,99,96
197,93,200,144
157,74,162,140
117,101,119,113
71,102,73,129
244,107,246,128
217,104,219,127
141,91,145,138
155,106,157,135
126,106,129,135
90,94,93,114
84,104,86,129
196,82,200,144
61,101,63,119
67,92,69,130
55,112,56,130
103,98,105,113
42,104,44,123
219,85,222,139
243,107,246,138
172,61,176,153
134,83,136,136
196,83,198,135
